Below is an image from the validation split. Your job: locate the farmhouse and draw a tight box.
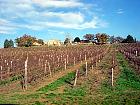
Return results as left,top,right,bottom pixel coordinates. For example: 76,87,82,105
33,42,42,46
45,40,62,46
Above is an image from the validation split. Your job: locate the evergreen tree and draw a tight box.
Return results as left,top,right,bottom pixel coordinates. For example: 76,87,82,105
122,35,135,43
126,35,134,43
74,37,81,42
9,39,14,47
4,39,14,48
64,38,71,45
4,39,9,48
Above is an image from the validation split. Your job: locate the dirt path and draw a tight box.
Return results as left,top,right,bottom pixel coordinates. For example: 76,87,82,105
84,46,119,96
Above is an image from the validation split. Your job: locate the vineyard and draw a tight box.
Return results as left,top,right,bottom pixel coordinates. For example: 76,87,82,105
0,44,140,104
118,43,140,72
0,45,109,88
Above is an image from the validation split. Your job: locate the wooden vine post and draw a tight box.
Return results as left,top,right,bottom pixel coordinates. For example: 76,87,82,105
0,66,2,80
7,63,10,77
92,58,94,70
48,62,52,77
85,54,87,61
38,58,40,66
67,55,69,64
111,67,114,86
74,69,79,86
85,61,88,76
92,65,94,70
25,55,28,90
44,60,47,74
10,61,13,69
99,55,100,62
57,57,60,67
136,50,138,57
112,50,115,87
74,57,76,65
65,58,67,70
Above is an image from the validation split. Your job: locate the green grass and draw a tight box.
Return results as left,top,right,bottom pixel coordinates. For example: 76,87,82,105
101,52,140,105
44,86,87,105
0,92,42,104
0,75,22,86
0,71,84,105
33,101,45,105
36,71,87,104
36,67,88,105
102,91,140,105
38,72,75,92
116,53,140,90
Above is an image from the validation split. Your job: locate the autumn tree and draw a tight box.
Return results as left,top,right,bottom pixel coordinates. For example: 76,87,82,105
114,36,124,43
96,33,109,44
83,34,94,41
109,36,124,43
15,34,36,47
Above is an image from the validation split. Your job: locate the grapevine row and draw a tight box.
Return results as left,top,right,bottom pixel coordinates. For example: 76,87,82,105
0,45,110,88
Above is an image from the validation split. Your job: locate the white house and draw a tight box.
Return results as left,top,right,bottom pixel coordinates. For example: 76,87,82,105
45,40,62,46
33,42,42,46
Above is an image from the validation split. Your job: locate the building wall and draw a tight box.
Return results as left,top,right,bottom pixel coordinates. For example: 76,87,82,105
46,40,61,46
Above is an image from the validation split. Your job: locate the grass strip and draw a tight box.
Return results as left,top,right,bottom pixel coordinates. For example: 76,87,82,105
101,52,140,105
38,72,75,92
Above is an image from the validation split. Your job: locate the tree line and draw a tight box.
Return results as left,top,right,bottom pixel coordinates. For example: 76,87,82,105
4,34,44,48
4,33,137,48
72,34,136,44
110,35,136,43
65,33,109,45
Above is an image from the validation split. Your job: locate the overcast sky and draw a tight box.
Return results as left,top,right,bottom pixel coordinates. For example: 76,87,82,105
0,0,140,47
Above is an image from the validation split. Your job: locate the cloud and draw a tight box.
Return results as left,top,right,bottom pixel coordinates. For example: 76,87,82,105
0,0,108,34
48,29,65,35
32,0,83,8
0,0,34,20
0,18,10,24
116,9,124,14
0,26,16,34
43,12,84,24
28,16,108,30
0,18,17,34
117,11,124,14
